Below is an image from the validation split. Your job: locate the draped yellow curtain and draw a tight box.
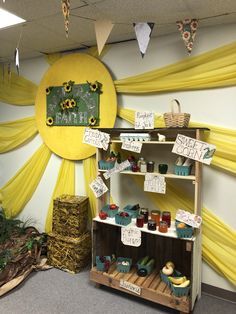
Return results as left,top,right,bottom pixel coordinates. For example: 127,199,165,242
132,176,236,286
114,41,236,93
45,158,75,233
117,107,236,176
0,116,38,153
83,155,97,220
0,71,38,105
0,144,51,217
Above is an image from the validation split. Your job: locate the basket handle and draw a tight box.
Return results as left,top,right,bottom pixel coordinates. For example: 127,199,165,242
170,99,181,114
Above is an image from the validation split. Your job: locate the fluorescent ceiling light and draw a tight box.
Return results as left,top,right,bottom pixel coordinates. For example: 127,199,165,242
0,8,25,29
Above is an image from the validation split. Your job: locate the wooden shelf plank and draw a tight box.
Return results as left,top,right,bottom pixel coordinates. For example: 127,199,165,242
98,169,196,180
90,267,190,313
93,217,196,241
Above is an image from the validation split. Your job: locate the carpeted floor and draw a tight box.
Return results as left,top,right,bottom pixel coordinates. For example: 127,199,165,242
0,268,235,314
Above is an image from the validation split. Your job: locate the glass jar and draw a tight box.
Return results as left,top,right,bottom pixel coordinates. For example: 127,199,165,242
136,215,144,228
151,210,161,226
147,161,155,172
140,208,149,223
162,211,171,227
158,221,168,233
140,160,147,173
137,157,145,170
148,219,156,231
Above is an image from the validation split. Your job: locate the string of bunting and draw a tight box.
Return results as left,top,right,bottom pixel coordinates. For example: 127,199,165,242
70,11,236,56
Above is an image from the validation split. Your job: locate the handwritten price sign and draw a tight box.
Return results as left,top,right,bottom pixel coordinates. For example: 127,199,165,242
121,227,141,247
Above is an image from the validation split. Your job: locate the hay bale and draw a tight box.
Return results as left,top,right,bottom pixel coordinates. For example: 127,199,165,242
52,195,88,237
47,232,91,273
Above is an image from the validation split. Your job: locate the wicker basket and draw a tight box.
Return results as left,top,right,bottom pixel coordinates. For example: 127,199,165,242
163,99,190,128
52,195,88,237
47,232,91,273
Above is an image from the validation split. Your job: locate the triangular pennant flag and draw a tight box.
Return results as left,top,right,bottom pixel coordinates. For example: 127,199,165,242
61,0,70,38
14,48,19,75
133,22,154,58
176,18,198,54
94,20,114,55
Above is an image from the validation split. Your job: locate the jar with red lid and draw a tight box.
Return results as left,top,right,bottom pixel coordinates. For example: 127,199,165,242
161,211,171,227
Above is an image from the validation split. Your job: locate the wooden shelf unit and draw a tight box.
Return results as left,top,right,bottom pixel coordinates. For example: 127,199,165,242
90,128,206,314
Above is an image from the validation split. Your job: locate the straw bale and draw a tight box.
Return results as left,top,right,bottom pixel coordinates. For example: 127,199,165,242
52,195,88,237
47,232,91,273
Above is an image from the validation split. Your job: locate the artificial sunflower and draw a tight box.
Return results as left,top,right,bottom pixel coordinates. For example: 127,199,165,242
46,117,54,126
89,81,99,92
88,116,97,126
46,87,51,95
64,84,72,93
60,101,66,110
64,99,71,109
70,99,76,107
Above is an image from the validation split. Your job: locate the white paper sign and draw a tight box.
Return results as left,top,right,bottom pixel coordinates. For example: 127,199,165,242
121,141,143,153
172,134,216,165
120,279,141,295
83,128,110,151
135,111,154,129
144,174,166,194
176,209,202,228
121,227,141,247
89,176,108,198
103,160,130,180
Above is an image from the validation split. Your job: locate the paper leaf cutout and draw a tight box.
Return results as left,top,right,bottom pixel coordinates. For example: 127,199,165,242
176,18,198,54
133,22,154,58
61,0,70,37
14,48,19,75
94,20,114,55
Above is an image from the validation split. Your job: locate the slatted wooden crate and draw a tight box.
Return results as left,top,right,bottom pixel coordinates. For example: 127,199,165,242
47,232,91,273
52,195,88,237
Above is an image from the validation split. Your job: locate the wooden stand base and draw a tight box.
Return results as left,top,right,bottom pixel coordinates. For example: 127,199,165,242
90,265,190,313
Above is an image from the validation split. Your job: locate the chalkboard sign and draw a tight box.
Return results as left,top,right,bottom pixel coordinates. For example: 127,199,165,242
46,80,101,126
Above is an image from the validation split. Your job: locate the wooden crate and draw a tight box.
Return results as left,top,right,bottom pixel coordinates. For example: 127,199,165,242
47,232,91,273
52,195,88,237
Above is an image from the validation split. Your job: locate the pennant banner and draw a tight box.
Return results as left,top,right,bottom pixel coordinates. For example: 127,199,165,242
94,19,114,55
14,48,19,75
133,22,154,58
176,18,198,54
61,0,70,37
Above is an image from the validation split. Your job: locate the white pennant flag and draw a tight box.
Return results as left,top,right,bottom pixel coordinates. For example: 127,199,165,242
14,48,19,75
94,19,114,55
134,22,154,57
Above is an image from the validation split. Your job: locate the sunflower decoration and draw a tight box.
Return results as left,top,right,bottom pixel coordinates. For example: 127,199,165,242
46,117,54,126
70,99,76,108
87,80,102,94
45,87,52,95
88,116,97,126
64,99,71,109
63,80,74,93
61,0,70,37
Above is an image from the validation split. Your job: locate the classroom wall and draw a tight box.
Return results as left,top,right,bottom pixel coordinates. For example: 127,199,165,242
0,23,235,292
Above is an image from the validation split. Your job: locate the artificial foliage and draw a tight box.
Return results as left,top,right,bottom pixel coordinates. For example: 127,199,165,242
0,208,47,295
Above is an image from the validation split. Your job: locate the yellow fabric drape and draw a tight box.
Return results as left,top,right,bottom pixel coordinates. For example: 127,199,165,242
0,144,51,217
0,71,38,105
83,155,97,220
45,158,75,233
132,176,236,286
0,116,38,153
114,41,236,93
117,107,236,175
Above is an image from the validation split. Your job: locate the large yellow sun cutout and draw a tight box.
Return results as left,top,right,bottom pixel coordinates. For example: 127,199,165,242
35,53,117,160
